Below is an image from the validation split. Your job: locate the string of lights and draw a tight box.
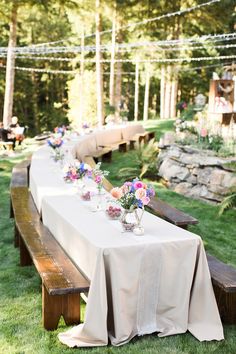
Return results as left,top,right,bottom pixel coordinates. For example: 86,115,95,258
0,42,235,62
0,65,76,74
110,0,222,34
82,54,236,64
0,32,235,56
0,54,234,77
13,0,221,48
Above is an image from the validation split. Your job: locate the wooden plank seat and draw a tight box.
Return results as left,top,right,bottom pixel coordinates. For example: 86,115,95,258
10,161,90,330
98,139,129,154
129,131,156,150
84,156,198,230
86,146,112,163
147,197,198,230
0,141,13,151
207,254,236,324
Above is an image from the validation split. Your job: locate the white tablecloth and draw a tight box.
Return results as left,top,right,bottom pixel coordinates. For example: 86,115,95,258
30,138,224,347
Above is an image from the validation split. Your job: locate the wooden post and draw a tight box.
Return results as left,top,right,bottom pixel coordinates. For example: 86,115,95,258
134,60,139,121
79,28,85,125
3,3,18,127
143,63,150,121
95,0,104,126
109,11,116,107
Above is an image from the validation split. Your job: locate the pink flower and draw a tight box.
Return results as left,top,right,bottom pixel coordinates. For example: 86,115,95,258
71,168,77,176
200,128,207,138
141,196,150,205
121,184,130,194
95,175,102,184
111,187,123,199
135,188,146,200
134,181,143,189
124,182,132,186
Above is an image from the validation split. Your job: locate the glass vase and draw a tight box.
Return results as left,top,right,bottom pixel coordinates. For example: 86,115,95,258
51,147,64,163
120,209,137,232
133,207,145,236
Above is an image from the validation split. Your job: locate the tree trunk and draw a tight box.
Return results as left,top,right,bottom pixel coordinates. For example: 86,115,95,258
3,3,18,127
164,65,171,119
160,65,165,119
79,28,85,125
143,63,150,121
170,67,178,118
114,24,122,116
109,10,116,108
31,71,39,134
95,0,104,126
134,60,139,121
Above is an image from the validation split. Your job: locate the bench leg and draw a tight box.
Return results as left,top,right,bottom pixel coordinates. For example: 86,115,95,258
139,135,146,144
42,285,81,330
212,284,236,324
19,235,32,266
14,224,19,247
10,199,14,218
129,141,136,150
148,132,155,141
102,150,112,163
119,143,127,153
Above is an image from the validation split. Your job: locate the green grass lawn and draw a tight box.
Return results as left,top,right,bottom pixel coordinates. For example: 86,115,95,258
0,122,236,353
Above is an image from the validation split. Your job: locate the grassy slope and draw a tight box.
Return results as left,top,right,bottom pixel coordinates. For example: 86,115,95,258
0,123,235,353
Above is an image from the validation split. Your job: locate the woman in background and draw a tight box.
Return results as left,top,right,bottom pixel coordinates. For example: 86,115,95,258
9,116,25,145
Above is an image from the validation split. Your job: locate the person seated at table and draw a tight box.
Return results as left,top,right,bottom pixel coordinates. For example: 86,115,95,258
0,122,16,149
9,116,25,145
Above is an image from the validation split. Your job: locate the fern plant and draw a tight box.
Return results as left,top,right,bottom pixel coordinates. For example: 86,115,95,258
219,189,236,215
118,138,159,180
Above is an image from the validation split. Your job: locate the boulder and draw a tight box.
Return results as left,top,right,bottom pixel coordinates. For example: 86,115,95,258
174,182,193,195
159,158,190,181
197,167,214,185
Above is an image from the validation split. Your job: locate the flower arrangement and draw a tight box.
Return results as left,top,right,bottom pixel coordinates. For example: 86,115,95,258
92,162,109,192
54,126,66,136
47,136,64,149
111,179,155,210
63,161,92,182
82,121,90,129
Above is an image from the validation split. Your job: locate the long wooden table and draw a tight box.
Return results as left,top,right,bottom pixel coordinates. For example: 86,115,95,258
29,141,224,348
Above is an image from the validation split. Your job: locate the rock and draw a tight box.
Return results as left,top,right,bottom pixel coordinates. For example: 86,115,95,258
157,142,236,204
192,168,199,175
208,170,236,193
186,175,197,184
174,182,193,195
188,185,223,202
159,158,190,181
197,167,214,185
158,132,176,147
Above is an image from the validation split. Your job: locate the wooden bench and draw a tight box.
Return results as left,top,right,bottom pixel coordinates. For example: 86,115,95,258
147,197,198,230
84,156,198,230
207,254,236,324
98,139,129,154
0,141,13,151
130,131,155,150
86,146,113,163
10,160,90,330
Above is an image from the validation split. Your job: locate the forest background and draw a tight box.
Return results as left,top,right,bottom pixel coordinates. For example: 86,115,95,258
0,0,235,136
